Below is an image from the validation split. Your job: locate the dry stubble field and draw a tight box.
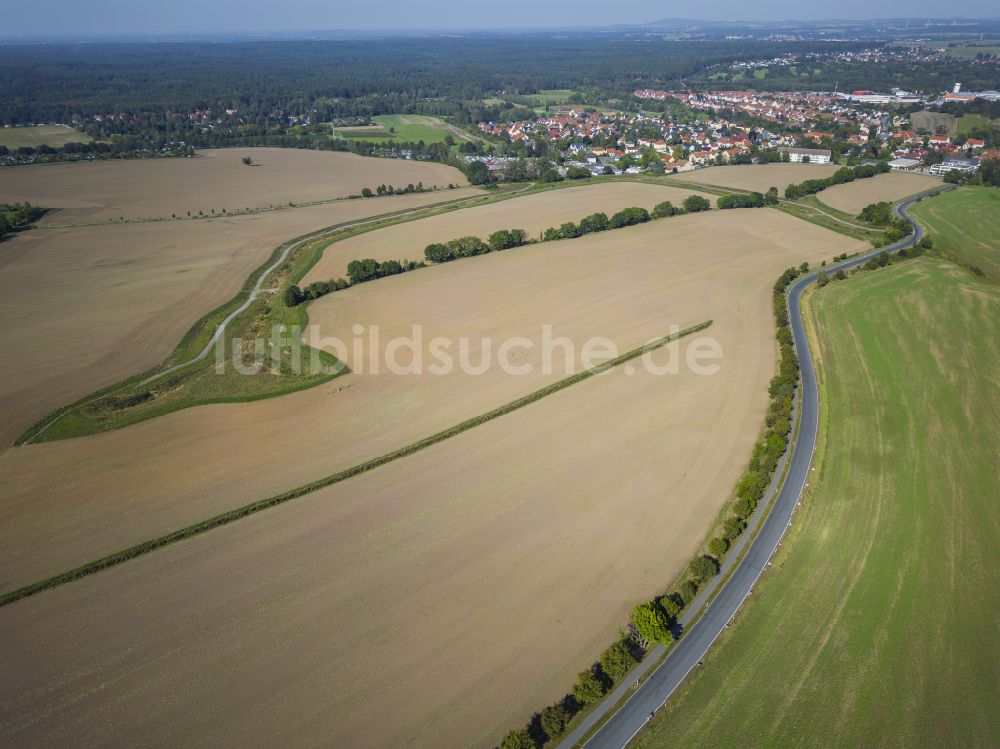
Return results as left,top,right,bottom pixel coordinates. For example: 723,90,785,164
0,185,482,448
0,148,467,224
667,162,841,193
817,171,941,214
303,182,709,281
0,209,866,748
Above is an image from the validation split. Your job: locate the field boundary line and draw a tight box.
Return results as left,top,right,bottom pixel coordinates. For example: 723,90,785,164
0,321,712,607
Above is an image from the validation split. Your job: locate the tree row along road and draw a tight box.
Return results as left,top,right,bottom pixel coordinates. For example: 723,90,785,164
557,190,941,749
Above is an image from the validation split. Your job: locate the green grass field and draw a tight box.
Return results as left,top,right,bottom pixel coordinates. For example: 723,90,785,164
633,251,1000,746
942,43,1000,59
0,125,93,149
911,186,1000,280
334,115,479,145
526,89,579,104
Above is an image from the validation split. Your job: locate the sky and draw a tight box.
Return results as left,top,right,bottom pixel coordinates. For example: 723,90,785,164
3,1,998,37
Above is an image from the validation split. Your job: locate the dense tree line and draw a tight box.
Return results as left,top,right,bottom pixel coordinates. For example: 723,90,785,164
717,189,779,209
784,162,890,200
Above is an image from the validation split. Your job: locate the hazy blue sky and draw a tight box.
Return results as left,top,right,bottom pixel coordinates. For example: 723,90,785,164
4,1,998,37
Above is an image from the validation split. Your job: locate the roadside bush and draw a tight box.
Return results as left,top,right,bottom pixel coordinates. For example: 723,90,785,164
631,601,674,644
499,728,535,749
733,496,757,518
708,537,729,557
659,594,682,618
566,165,592,180
723,515,747,542
573,668,606,706
542,226,561,241
690,555,719,582
599,636,642,681
539,702,572,741
679,579,699,605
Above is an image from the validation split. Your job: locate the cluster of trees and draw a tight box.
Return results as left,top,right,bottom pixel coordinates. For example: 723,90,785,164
359,182,425,198
0,202,46,239
716,188,779,209
424,229,528,263
784,162,890,200
283,278,350,307
347,258,423,285
858,201,914,243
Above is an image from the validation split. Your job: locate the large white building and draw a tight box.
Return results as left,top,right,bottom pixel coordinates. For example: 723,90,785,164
778,147,832,164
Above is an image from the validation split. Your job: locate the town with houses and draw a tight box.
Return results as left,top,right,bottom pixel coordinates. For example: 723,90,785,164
473,82,998,181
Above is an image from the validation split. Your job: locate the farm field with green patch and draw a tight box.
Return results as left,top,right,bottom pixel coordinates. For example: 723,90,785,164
911,185,1000,279
0,125,92,149
633,250,1000,747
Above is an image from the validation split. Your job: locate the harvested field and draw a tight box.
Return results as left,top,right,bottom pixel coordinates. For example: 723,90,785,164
818,172,941,215
0,188,484,448
0,148,467,224
667,163,841,193
303,181,709,282
0,211,867,747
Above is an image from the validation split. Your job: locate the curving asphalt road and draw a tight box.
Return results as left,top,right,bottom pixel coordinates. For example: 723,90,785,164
558,190,940,749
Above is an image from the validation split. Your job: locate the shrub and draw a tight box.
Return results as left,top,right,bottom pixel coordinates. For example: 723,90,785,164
734,496,757,518
539,702,572,741
566,165,592,180
708,537,729,557
573,668,606,706
578,212,609,233
599,637,641,681
424,242,452,263
683,195,711,213
558,222,580,239
717,191,766,209
723,515,747,541
690,555,720,582
631,601,674,644
347,258,381,284
283,284,305,307
652,200,678,218
659,594,682,618
608,206,650,228
679,579,698,605
499,728,535,749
